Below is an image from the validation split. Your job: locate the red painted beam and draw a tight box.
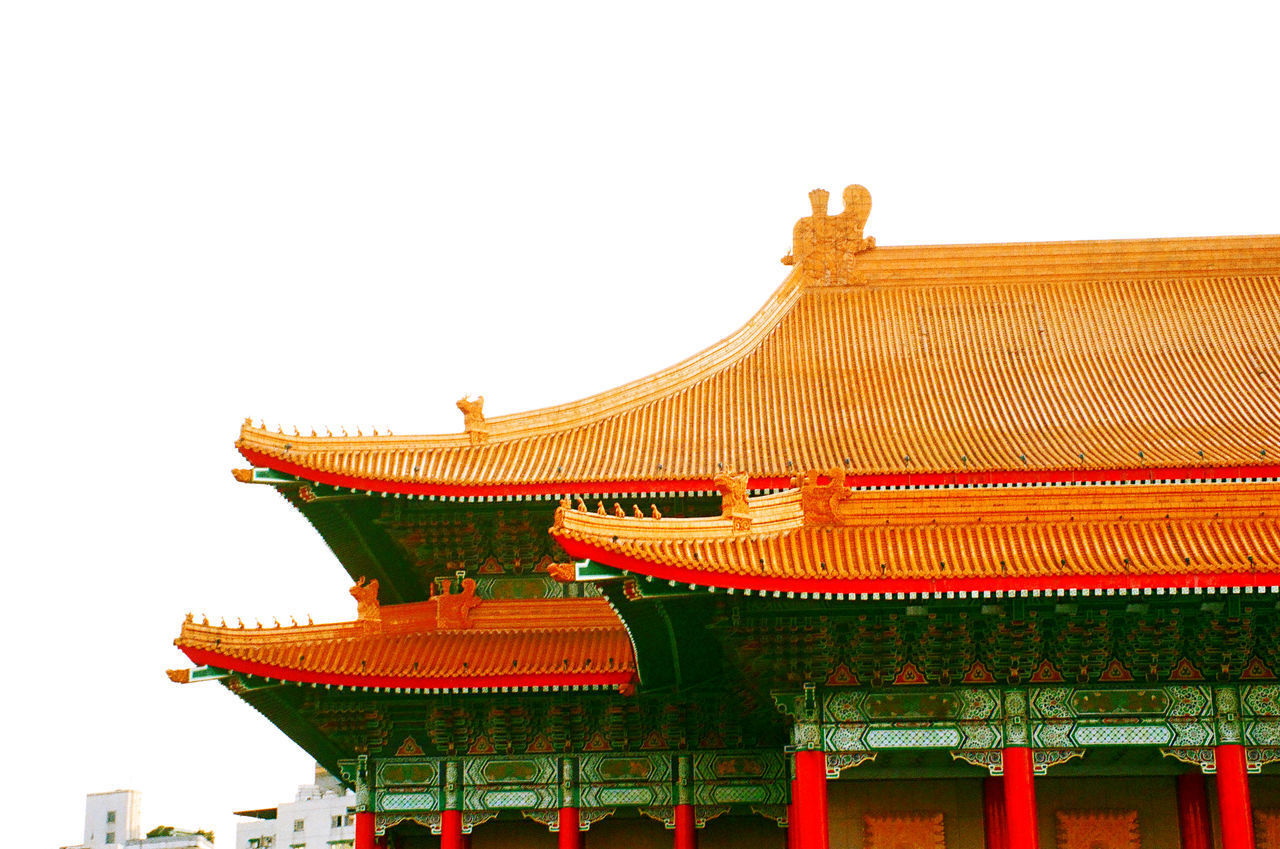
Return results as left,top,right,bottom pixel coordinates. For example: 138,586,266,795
1176,772,1213,849
1215,745,1255,849
983,776,1007,849
355,812,374,849
439,810,463,849
792,751,829,849
1002,748,1039,849
557,808,580,849
674,804,697,849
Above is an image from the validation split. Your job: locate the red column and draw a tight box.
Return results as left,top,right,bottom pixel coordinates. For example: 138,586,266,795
792,750,829,849
786,803,798,849
439,810,463,849
558,807,581,849
1176,772,1213,849
674,804,697,849
1001,747,1039,849
1215,744,1255,849
983,776,1007,849
355,812,375,849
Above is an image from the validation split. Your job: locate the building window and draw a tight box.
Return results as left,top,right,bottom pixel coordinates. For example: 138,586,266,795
106,833,116,845
107,812,117,824
331,816,343,829
294,819,305,833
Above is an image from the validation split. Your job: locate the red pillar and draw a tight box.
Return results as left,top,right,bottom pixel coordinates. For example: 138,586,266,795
983,776,1007,849
674,804,697,849
439,810,463,849
1215,744,1255,849
558,807,581,849
1001,747,1039,849
792,750,829,849
786,803,798,849
355,812,375,849
1176,772,1213,849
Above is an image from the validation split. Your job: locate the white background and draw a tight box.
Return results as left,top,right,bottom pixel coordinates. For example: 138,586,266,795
4,3,1280,847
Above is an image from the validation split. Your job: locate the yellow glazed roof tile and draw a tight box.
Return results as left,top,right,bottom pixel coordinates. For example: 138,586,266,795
236,189,1280,491
550,477,1280,593
173,591,636,691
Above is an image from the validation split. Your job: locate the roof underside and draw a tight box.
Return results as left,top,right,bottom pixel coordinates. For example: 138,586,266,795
237,235,1280,492
553,479,1280,594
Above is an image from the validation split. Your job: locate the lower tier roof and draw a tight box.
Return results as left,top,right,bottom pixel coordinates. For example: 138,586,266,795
552,477,1280,595
172,595,636,693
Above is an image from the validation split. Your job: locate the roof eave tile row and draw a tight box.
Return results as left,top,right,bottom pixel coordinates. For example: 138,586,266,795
552,480,1280,595
171,599,637,692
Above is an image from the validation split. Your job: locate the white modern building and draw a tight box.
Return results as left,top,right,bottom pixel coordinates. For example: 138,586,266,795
82,791,142,849
235,765,356,849
68,790,214,849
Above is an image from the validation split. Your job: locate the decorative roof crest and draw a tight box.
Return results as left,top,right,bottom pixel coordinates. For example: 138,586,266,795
797,468,851,525
432,577,482,629
350,576,381,625
713,471,752,531
456,395,489,444
782,184,875,285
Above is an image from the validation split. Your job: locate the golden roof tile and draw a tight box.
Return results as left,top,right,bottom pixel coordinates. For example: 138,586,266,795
236,191,1280,493
551,476,1280,594
173,595,636,692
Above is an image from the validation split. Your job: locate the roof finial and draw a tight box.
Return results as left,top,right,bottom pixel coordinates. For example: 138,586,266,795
782,184,875,285
456,395,490,445
714,471,752,532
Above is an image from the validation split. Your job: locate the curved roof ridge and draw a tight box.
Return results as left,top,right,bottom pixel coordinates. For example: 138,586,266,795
235,229,1280,490
240,266,806,452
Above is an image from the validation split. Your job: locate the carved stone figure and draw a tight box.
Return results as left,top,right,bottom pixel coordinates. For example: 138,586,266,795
714,471,752,531
782,184,875,285
799,469,851,525
434,577,483,629
548,562,577,583
350,576,381,623
456,395,490,444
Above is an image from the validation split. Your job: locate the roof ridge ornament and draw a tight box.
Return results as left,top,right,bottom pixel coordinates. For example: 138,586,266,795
797,468,851,526
456,395,490,444
782,184,875,286
714,471,752,531
350,576,381,627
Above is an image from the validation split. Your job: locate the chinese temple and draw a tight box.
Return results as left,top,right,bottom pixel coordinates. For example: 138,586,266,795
171,185,1280,849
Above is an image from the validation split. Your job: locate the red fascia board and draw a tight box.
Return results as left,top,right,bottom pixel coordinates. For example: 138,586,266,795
238,447,1280,498
556,537,1280,597
180,647,636,691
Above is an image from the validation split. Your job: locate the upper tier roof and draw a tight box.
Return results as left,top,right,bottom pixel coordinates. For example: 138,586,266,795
551,476,1280,595
237,190,1280,495
172,590,636,693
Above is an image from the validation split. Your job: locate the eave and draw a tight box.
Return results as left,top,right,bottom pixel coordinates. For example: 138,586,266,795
552,477,1280,597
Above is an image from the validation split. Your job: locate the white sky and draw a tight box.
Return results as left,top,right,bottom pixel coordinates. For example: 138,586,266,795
5,3,1280,847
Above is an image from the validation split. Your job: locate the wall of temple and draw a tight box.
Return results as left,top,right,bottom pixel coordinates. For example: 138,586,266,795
1034,776,1178,849
827,778,983,849
466,814,785,848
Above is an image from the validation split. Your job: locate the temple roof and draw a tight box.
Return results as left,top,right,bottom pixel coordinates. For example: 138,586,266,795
173,591,636,693
551,476,1280,595
237,226,1280,495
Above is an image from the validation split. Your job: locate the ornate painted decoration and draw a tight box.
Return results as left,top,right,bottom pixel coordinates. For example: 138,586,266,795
1054,810,1139,849
863,812,945,849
